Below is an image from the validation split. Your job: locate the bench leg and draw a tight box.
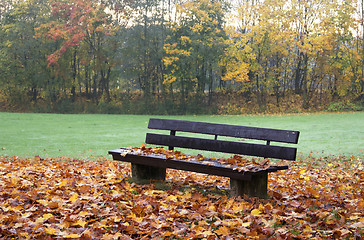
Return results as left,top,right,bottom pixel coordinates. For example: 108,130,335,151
131,163,166,183
230,172,268,199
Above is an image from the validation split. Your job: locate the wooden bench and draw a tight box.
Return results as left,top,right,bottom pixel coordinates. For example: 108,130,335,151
109,118,299,198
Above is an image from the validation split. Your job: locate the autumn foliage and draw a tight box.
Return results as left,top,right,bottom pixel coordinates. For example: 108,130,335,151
1,0,363,114
0,153,363,239
36,0,115,67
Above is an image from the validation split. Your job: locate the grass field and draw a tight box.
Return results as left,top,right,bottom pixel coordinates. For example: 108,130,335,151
0,112,363,159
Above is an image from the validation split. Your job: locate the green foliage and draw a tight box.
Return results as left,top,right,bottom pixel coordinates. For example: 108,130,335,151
163,0,227,105
326,101,363,112
0,0,52,103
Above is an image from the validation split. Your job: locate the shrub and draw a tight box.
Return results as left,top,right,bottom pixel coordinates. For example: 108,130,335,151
326,101,361,112
97,102,122,114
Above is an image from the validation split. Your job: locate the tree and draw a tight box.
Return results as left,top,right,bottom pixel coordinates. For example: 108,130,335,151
163,0,228,110
36,0,119,102
0,0,51,103
119,0,167,99
359,0,364,93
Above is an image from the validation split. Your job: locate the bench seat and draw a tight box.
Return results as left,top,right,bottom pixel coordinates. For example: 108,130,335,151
109,148,289,181
108,118,299,198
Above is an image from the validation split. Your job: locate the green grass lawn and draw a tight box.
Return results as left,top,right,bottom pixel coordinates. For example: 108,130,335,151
0,112,363,159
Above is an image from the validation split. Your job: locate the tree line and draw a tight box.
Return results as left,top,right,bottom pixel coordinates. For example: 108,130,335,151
0,0,363,114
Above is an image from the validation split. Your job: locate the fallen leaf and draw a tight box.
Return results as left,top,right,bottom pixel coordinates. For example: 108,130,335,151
215,226,229,235
69,193,79,203
251,209,262,217
65,234,80,239
241,222,251,227
0,155,362,239
45,227,58,235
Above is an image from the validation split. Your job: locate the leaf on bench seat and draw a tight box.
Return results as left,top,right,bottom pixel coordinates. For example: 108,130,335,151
122,146,275,172
120,149,132,157
259,158,271,167
233,165,265,172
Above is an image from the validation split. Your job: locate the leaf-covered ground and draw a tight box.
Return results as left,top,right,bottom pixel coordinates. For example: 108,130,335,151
0,155,363,239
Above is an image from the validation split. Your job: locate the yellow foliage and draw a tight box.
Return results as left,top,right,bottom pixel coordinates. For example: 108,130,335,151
95,26,104,32
222,67,249,82
221,39,253,83
163,75,177,84
180,36,191,45
191,24,203,33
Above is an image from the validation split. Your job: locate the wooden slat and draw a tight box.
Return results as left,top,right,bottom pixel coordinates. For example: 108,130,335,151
109,149,289,181
146,133,297,160
148,118,299,144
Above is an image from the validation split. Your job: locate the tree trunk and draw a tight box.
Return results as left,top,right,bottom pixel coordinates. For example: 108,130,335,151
208,65,213,106
294,54,303,94
71,50,77,102
100,66,111,102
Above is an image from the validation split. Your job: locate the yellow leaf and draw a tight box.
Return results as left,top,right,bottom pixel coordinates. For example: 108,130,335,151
304,225,313,232
232,202,246,212
202,230,214,237
304,176,310,181
112,216,123,223
45,227,58,235
121,222,130,227
222,212,236,218
10,177,20,186
258,204,264,212
349,215,359,221
65,234,80,239
166,195,178,201
241,222,251,227
328,163,333,167
298,170,306,174
43,213,53,219
251,208,261,216
108,162,118,171
14,223,23,228
74,219,87,228
35,217,45,223
37,199,49,205
208,205,216,211
144,190,164,196
102,233,123,240
69,193,79,203
79,211,91,217
164,232,173,237
58,179,68,188
20,232,29,238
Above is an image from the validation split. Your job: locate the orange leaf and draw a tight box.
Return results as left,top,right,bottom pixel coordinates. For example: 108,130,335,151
215,226,230,235
48,201,59,209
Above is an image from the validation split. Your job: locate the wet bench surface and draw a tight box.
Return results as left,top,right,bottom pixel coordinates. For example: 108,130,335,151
109,118,299,198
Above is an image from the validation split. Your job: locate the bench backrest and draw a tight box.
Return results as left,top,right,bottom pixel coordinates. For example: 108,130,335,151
145,118,300,160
